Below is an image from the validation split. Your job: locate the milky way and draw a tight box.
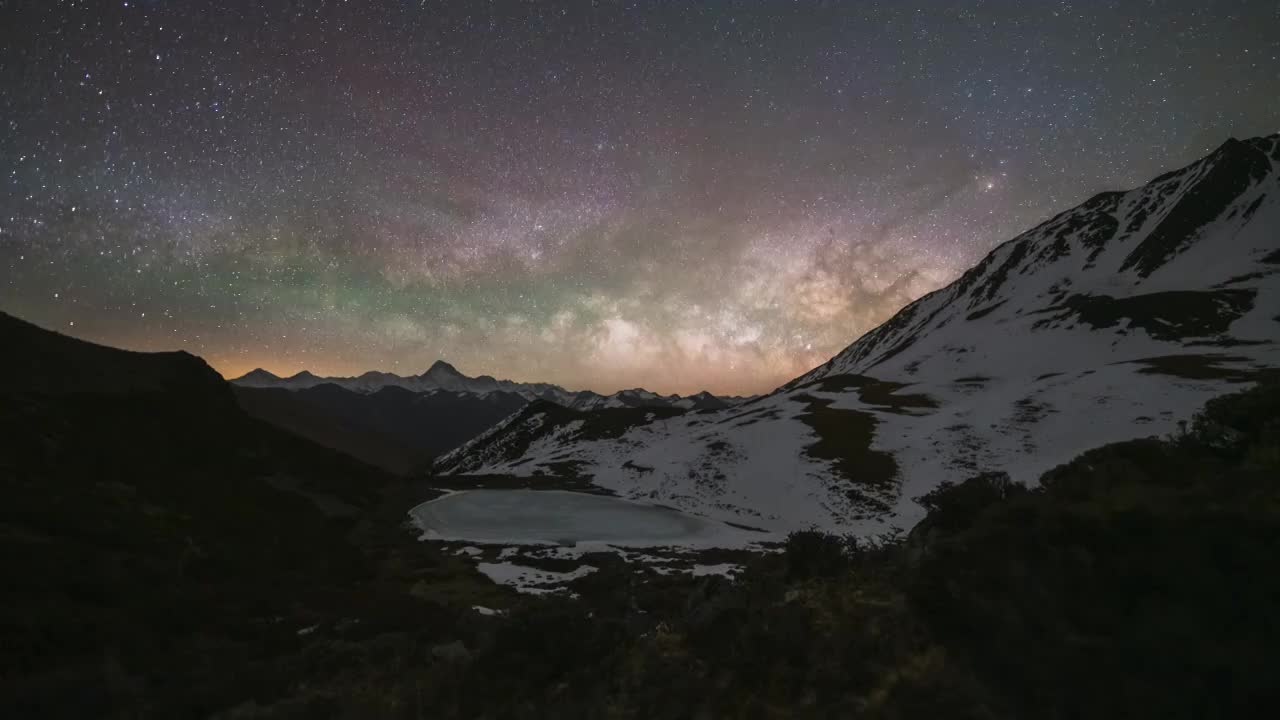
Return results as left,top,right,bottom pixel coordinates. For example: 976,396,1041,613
2,1,1277,394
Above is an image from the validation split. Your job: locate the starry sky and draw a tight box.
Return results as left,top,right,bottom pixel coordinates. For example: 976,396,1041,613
2,1,1278,395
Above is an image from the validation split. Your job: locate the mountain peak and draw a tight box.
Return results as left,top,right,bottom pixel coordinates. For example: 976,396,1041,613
237,368,280,381
224,356,730,411
425,360,463,377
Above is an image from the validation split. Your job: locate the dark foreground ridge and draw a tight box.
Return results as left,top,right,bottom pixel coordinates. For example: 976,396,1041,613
2,310,1277,717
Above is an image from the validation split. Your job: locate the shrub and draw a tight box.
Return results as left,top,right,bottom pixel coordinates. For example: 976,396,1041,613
783,530,855,580
914,472,1026,534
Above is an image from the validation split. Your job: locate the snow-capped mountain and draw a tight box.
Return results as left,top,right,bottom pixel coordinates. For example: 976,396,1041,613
231,361,744,411
435,134,1280,536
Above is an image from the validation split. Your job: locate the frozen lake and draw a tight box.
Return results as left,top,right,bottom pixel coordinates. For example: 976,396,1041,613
409,489,759,546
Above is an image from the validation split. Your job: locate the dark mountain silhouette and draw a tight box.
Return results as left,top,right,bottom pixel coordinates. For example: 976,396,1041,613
233,383,527,474
0,310,408,715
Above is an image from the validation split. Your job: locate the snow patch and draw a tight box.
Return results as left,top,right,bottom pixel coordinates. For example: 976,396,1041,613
476,562,598,595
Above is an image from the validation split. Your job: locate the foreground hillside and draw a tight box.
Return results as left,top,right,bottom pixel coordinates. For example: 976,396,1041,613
0,312,500,716
436,134,1280,535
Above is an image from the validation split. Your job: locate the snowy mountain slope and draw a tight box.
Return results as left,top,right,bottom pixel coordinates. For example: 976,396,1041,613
435,134,1280,536
231,361,744,411
789,135,1280,387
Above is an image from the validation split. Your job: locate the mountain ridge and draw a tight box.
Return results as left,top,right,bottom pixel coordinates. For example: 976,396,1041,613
231,363,748,411
0,310,231,400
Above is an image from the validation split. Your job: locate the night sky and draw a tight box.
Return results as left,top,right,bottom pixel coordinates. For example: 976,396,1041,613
2,1,1277,395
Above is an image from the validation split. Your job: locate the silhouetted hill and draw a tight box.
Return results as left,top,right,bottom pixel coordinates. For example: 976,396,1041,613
0,311,229,399
0,311,405,715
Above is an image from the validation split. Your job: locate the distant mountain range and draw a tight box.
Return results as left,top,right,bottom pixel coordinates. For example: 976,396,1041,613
435,134,1280,535
230,360,746,473
232,362,747,412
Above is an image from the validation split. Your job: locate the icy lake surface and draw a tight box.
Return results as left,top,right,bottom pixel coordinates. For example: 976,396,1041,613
410,489,757,546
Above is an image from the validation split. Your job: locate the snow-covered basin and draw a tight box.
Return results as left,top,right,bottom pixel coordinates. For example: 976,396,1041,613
410,489,765,548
